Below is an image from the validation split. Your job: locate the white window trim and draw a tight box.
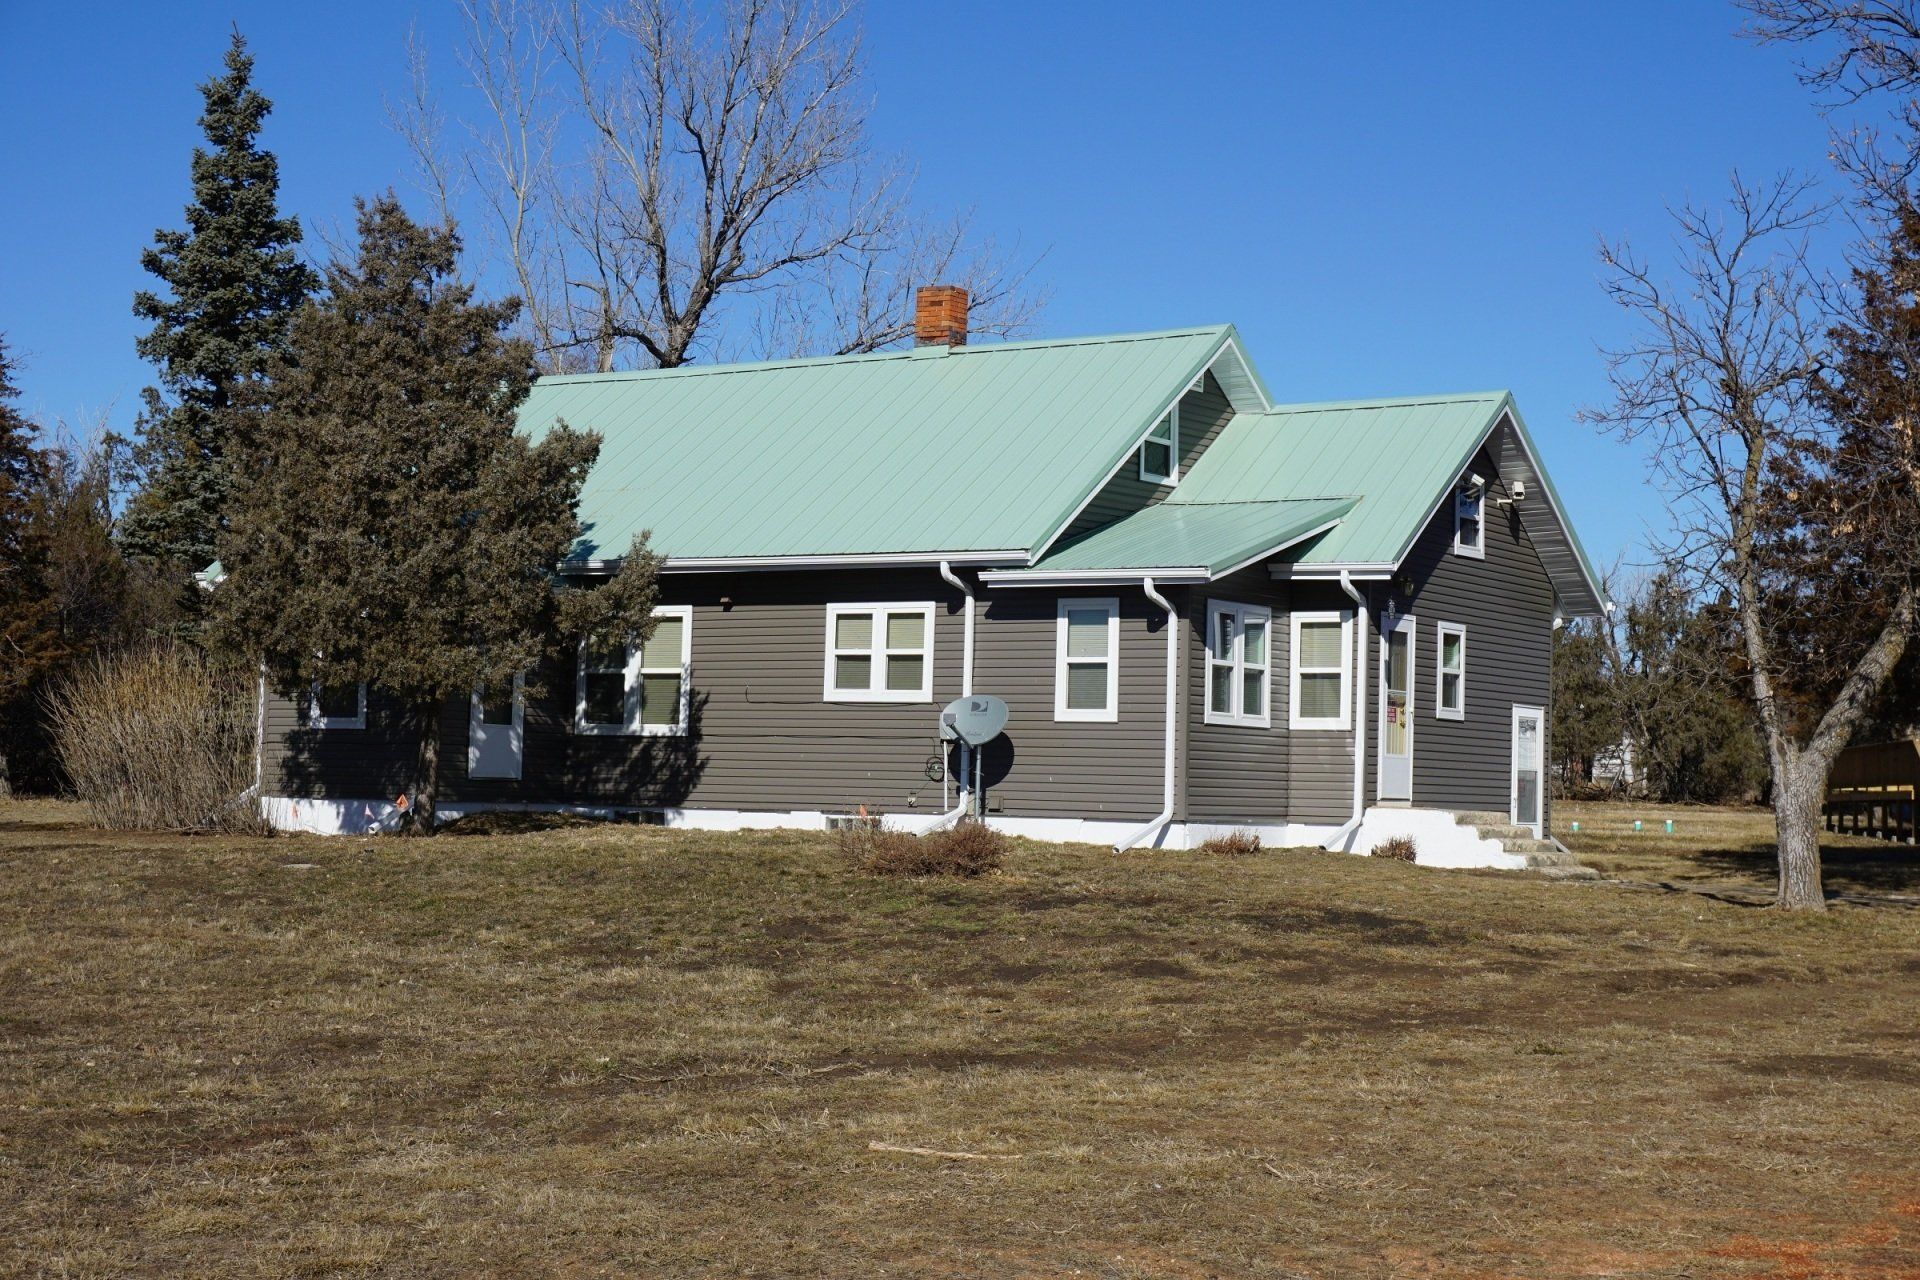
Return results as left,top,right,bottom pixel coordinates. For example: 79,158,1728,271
1288,610,1353,731
1054,596,1120,723
824,602,936,703
1453,487,1486,559
1203,599,1272,728
575,604,693,736
1435,621,1466,720
309,681,367,730
1138,405,1179,485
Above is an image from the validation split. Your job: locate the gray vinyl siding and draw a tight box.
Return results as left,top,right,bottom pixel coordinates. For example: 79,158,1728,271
265,568,1175,825
1183,567,1289,822
1370,451,1555,817
1285,582,1367,824
1058,373,1236,544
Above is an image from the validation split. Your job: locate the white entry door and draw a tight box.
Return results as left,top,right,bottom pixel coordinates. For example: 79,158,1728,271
1511,704,1544,836
469,674,524,780
1379,614,1415,801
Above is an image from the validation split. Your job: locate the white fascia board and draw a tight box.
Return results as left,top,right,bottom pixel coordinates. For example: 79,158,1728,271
1269,564,1394,580
558,549,1028,575
980,567,1210,588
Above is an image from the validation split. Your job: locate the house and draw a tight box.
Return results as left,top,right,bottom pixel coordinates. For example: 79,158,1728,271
259,287,1607,868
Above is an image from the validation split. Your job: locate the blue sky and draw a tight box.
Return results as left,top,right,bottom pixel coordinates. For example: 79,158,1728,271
0,1,1848,570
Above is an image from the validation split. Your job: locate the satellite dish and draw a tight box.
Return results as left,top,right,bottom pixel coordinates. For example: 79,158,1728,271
940,694,1007,746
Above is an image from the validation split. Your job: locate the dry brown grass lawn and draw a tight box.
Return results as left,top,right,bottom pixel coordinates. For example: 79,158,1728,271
4,797,1920,1278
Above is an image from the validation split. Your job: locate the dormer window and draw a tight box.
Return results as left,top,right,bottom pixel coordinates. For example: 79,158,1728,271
1139,408,1179,485
1453,484,1485,559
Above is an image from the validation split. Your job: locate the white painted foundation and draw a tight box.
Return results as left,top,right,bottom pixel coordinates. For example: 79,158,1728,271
1347,806,1528,870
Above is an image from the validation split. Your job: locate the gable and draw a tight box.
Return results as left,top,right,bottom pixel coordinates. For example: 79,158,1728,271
1054,370,1238,545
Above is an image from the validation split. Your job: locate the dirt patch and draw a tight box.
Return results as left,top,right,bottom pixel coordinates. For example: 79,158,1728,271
760,914,846,941
1119,957,1196,980
1734,1053,1920,1086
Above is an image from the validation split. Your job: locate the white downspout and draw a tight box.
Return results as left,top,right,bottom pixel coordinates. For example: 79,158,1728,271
1114,576,1178,852
929,560,976,830
1323,571,1370,851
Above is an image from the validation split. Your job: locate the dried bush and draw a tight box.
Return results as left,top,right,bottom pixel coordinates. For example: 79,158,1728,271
845,815,1008,878
45,643,266,833
1373,836,1418,863
1197,829,1261,855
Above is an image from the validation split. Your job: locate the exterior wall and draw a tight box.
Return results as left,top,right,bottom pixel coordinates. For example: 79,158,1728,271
1363,450,1556,820
1057,372,1236,544
1182,566,1288,822
264,568,1178,826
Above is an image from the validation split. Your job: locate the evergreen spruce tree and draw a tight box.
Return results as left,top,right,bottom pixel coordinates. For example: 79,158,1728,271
0,336,57,794
121,32,316,580
210,196,659,831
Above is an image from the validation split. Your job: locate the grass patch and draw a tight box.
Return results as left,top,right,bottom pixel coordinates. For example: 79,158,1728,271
3,798,1919,1276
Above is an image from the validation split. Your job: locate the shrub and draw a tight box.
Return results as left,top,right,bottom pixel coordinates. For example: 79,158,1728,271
1197,829,1261,855
844,814,1008,878
1373,836,1418,863
45,643,267,833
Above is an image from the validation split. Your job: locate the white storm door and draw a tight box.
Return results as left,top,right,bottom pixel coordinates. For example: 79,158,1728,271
470,674,524,780
1379,614,1415,801
1511,704,1544,836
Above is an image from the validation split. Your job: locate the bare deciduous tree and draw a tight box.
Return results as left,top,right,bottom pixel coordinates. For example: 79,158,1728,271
396,0,1042,372
1587,173,1918,910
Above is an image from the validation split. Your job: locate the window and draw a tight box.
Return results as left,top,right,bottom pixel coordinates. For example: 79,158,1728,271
1454,486,1485,558
825,603,935,702
1138,407,1178,484
1436,622,1466,720
575,605,692,735
309,681,367,730
1055,597,1119,722
1289,610,1352,730
1205,600,1271,727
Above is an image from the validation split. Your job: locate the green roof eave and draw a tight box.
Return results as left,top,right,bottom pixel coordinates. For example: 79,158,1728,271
1009,496,1357,580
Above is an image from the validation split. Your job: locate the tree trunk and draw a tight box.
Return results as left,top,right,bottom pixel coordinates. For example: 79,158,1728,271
1772,753,1828,911
408,702,441,835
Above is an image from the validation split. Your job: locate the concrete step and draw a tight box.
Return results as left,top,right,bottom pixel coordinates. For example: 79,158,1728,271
1536,864,1601,881
1501,838,1562,855
1470,824,1538,841
1453,810,1511,827
1520,851,1583,868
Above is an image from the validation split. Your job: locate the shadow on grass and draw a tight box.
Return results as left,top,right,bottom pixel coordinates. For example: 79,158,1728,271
1689,841,1920,894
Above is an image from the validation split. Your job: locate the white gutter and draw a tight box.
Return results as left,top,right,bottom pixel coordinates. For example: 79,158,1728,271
559,549,1026,575
1324,571,1369,852
1114,576,1179,852
927,560,977,831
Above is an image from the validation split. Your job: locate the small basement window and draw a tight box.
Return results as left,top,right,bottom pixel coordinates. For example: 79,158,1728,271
1289,611,1352,731
1436,622,1466,719
826,603,935,702
309,681,367,730
576,605,692,735
1139,407,1179,485
1454,486,1485,558
1205,600,1271,727
1055,597,1119,722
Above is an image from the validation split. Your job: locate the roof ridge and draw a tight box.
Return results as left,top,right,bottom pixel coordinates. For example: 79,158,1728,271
531,325,1234,387
1163,495,1361,507
1261,390,1510,415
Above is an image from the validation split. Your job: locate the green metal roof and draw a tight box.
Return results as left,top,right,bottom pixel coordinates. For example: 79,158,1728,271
520,327,1242,562
1030,497,1357,575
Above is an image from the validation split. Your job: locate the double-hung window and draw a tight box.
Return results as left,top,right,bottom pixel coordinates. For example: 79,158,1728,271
1205,600,1271,727
825,603,935,702
1435,622,1466,719
1454,486,1485,558
576,605,692,735
309,681,367,730
1289,610,1352,730
1055,597,1119,722
1138,407,1179,484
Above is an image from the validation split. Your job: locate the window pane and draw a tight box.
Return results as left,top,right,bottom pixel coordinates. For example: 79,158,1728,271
584,634,626,671
316,683,360,719
885,654,924,692
1299,672,1343,720
1211,614,1233,661
1442,672,1461,710
1459,513,1481,548
1142,439,1173,477
885,610,924,650
1242,670,1264,717
1210,663,1233,714
1298,620,1343,669
835,612,873,650
1442,632,1462,671
1066,608,1110,658
639,672,682,726
1386,631,1409,688
1243,618,1267,667
834,654,871,691
1067,661,1109,710
479,683,514,724
644,615,684,666
583,671,625,724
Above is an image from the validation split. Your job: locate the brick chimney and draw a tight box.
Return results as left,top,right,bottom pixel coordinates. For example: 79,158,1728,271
914,284,969,347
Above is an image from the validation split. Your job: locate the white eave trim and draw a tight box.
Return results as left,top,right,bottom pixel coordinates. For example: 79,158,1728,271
1270,563,1394,580
981,566,1211,588
558,549,1028,575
